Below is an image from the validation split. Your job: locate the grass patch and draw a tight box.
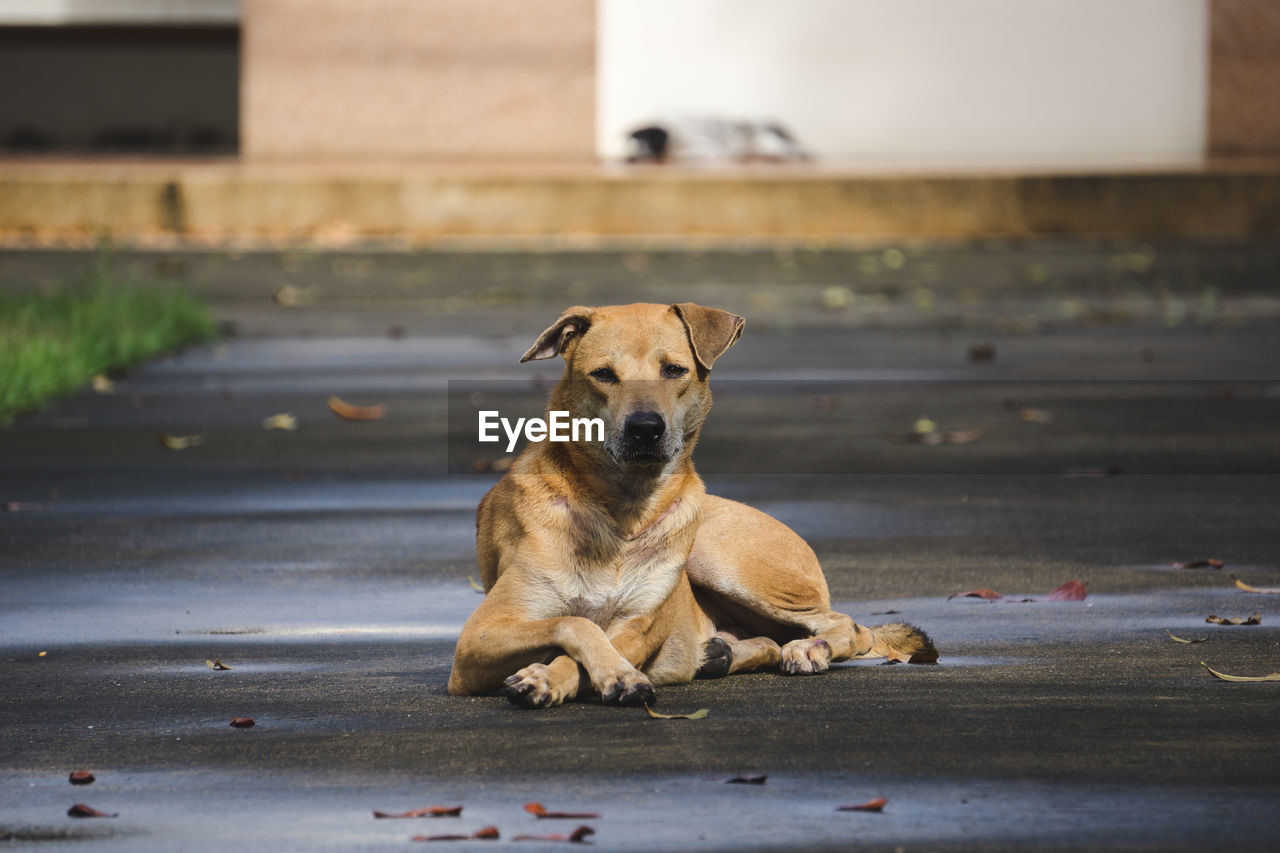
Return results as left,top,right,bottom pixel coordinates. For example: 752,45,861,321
1,256,217,421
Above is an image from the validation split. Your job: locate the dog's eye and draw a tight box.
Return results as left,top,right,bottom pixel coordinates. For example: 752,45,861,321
661,364,689,379
589,367,619,383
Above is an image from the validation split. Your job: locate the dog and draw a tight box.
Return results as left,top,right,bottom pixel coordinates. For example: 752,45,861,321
447,303,935,708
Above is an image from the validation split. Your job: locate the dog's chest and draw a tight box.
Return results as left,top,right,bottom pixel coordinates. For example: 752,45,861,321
560,554,675,625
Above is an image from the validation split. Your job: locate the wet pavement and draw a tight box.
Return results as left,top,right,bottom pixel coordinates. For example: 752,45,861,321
2,242,1280,851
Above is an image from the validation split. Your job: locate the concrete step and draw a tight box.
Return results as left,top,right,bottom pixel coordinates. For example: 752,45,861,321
3,158,1280,244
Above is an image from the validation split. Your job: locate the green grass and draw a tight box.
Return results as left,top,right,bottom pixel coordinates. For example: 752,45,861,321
1,257,217,421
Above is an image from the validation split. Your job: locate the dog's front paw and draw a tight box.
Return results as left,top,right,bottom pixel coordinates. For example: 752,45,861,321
780,637,831,675
598,668,656,707
503,663,565,709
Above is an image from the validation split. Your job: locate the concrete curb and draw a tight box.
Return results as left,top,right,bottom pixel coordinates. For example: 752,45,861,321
3,160,1279,243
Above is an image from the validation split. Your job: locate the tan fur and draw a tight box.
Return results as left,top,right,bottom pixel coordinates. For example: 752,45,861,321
448,302,936,708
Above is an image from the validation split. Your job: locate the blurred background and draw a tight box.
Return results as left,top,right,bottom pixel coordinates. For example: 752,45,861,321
0,0,1276,243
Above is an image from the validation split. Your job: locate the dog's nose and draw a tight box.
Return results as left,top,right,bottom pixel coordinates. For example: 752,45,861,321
623,411,665,444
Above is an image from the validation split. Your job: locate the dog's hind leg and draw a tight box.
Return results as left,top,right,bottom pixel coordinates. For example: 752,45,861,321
687,495,937,675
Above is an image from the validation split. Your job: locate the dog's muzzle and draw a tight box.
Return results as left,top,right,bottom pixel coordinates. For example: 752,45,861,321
617,410,668,463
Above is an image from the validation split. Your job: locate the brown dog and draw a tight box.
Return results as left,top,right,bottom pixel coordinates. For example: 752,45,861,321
447,303,935,708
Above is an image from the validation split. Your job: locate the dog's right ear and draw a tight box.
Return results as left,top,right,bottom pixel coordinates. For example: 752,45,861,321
520,307,594,362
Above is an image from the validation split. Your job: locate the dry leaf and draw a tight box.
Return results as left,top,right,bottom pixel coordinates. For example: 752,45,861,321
229,717,255,728
1231,575,1280,594
1018,408,1053,423
837,797,888,813
68,771,95,785
272,284,319,307
948,588,1002,601
1172,558,1224,569
3,501,54,512
328,396,385,421
524,803,601,820
373,806,462,819
968,343,996,362
1044,580,1088,601
467,576,485,593
1166,630,1207,644
205,659,232,671
1205,613,1262,626
158,432,204,450
91,374,116,394
513,826,595,843
1062,466,1123,478
909,427,987,445
643,704,709,720
725,774,767,785
491,457,514,473
67,804,116,818
1200,662,1280,682
413,826,500,842
262,413,298,431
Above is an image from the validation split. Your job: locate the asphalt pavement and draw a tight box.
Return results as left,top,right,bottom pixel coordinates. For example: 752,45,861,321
2,241,1279,851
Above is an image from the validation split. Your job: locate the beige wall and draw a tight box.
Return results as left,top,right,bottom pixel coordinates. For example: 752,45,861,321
1209,0,1280,156
241,0,595,161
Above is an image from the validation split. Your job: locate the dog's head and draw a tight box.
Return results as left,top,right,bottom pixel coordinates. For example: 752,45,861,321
521,303,743,469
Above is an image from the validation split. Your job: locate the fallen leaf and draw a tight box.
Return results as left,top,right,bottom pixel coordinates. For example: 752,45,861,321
373,806,462,819
467,576,485,593
1044,580,1088,601
643,704,709,720
1206,613,1262,626
413,826,500,842
91,374,116,394
328,396,385,421
1166,630,1207,644
68,771,95,785
948,588,1002,601
272,284,319,307
229,717,255,728
3,501,54,512
968,343,996,363
1172,558,1224,569
725,774,767,785
205,659,232,671
1062,466,1123,478
1200,662,1280,682
837,797,888,813
262,413,298,431
67,804,116,818
524,803,601,820
908,427,987,445
158,432,204,450
1018,408,1053,423
491,457,514,473
1231,575,1280,594
386,325,406,340
513,826,595,843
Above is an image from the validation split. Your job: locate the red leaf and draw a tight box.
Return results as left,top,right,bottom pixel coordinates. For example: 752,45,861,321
67,803,116,818
68,771,95,785
229,717,255,728
725,774,768,785
513,825,596,843
1172,558,1224,569
837,797,888,813
374,806,462,819
412,826,499,842
1044,580,1088,601
948,588,1002,601
524,802,600,819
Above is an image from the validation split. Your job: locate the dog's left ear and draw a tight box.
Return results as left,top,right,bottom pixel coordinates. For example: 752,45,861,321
671,303,745,371
520,306,594,362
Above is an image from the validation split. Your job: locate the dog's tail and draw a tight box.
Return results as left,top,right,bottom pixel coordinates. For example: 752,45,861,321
858,622,938,663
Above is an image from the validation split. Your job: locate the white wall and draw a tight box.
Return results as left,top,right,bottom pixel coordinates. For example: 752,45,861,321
598,0,1208,164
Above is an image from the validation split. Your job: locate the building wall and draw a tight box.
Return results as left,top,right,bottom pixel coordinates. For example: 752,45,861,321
240,0,595,160
598,0,1209,163
1209,0,1280,156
